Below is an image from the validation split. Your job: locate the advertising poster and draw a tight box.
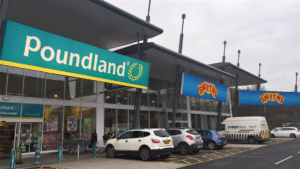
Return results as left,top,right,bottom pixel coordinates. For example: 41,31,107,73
46,115,58,132
67,116,77,132
82,118,93,134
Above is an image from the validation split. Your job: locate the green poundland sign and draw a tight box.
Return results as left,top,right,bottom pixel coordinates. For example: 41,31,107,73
0,20,150,89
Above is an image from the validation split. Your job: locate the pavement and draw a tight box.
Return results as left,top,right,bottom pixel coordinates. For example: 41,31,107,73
0,138,293,169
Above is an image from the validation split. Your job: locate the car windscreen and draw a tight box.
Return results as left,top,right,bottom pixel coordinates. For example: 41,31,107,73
216,131,225,136
154,130,170,137
186,130,199,135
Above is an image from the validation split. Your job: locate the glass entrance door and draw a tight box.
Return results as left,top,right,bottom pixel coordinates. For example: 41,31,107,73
19,122,42,153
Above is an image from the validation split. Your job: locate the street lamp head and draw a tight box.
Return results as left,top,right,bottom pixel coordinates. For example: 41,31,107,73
259,63,261,66
296,72,298,76
224,41,227,45
238,50,241,54
182,14,186,19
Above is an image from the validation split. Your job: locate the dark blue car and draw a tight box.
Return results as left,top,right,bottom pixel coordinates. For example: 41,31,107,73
196,130,227,150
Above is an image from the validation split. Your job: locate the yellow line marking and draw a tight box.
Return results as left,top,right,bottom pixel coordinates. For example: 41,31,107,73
0,60,148,89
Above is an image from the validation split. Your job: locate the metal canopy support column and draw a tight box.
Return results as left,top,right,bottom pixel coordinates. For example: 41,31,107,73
217,80,224,129
133,34,148,129
233,74,239,117
255,83,260,116
172,65,181,128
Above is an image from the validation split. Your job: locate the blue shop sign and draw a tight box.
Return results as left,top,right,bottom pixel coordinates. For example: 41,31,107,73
181,73,228,102
240,90,300,106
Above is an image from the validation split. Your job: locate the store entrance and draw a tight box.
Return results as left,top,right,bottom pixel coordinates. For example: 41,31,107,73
0,122,17,159
19,122,42,153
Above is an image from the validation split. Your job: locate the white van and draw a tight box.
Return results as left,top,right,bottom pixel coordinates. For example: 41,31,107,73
219,116,270,144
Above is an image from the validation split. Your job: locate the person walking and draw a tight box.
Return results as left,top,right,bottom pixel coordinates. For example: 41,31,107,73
90,129,97,148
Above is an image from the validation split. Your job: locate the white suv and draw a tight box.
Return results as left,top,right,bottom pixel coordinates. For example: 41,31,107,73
270,127,300,138
105,128,174,161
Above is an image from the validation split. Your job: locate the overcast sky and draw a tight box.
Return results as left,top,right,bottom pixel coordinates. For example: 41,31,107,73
108,0,299,92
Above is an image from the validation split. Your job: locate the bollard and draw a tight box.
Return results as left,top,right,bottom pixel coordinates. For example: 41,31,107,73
58,146,62,163
93,143,97,158
9,149,16,169
35,148,40,166
77,144,80,161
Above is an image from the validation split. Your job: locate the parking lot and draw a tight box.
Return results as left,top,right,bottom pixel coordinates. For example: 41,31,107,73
36,138,293,169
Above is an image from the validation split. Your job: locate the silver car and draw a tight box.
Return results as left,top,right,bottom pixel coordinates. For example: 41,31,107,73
166,128,203,155
270,127,300,138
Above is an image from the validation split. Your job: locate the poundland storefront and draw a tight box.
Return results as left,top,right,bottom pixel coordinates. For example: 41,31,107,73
0,0,236,167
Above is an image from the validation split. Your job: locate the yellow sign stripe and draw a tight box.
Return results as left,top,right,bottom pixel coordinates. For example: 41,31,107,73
0,117,20,119
21,117,43,120
0,60,148,89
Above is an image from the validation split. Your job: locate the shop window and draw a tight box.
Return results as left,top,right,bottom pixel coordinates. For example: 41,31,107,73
81,107,96,142
191,114,196,129
149,90,158,107
117,109,128,136
141,89,148,107
129,110,134,130
117,89,128,105
0,65,7,95
65,77,81,101
176,113,182,121
200,99,206,111
211,115,217,130
158,112,167,128
166,81,175,108
177,95,187,110
150,111,158,128
7,67,23,96
82,79,97,102
197,114,202,129
128,88,136,105
207,115,212,129
104,109,116,136
182,113,188,121
190,97,200,110
104,83,116,104
202,115,208,129
64,106,81,139
140,111,149,128
43,105,63,151
156,79,168,108
45,73,65,99
19,122,42,153
23,70,45,98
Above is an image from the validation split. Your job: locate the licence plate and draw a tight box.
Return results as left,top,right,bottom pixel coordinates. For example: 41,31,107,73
196,137,200,140
197,145,202,148
224,141,227,144
163,140,170,144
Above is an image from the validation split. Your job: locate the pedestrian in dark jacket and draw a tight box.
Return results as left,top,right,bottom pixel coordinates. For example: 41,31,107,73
90,129,97,148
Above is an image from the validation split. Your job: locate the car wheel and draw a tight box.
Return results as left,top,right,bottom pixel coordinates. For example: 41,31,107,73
248,137,256,144
140,147,152,161
106,145,116,158
270,134,275,138
179,143,190,155
208,141,216,150
290,134,296,138
160,154,170,159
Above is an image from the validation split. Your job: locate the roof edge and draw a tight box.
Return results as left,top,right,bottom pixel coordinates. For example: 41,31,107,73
210,62,268,84
90,0,163,35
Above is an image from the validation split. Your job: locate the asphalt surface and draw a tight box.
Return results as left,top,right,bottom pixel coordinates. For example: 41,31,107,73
179,138,300,169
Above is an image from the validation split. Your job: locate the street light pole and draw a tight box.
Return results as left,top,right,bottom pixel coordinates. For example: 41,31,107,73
237,50,241,67
222,41,227,63
256,63,261,116
293,72,298,127
146,0,151,22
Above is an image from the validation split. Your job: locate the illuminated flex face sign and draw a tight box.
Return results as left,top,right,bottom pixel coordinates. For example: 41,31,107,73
240,90,300,106
0,20,150,89
181,73,227,102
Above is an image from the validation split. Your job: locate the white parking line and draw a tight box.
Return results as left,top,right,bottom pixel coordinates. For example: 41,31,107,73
275,156,293,165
